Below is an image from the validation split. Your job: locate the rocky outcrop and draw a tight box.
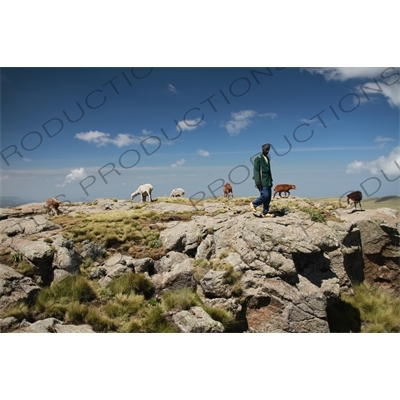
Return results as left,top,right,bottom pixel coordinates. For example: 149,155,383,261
334,208,399,295
0,264,40,309
12,318,95,333
0,198,398,333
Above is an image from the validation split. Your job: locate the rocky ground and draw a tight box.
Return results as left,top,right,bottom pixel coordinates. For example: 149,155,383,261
0,196,398,333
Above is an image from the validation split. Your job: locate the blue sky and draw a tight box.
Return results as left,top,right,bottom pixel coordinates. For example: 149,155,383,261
1,67,399,202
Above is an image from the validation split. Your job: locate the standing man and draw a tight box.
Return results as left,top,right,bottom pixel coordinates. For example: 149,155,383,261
250,143,274,218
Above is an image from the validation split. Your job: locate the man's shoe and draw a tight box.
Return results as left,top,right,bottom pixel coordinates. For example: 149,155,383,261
261,213,275,218
249,202,256,212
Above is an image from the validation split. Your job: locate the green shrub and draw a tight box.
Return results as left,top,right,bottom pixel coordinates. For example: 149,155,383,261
50,275,97,303
140,305,177,333
204,307,237,332
65,302,88,324
16,261,35,277
0,302,29,321
80,257,94,270
85,307,117,332
345,283,400,333
108,273,154,299
328,282,400,333
34,275,96,319
161,288,202,311
104,294,146,319
10,252,23,263
300,207,325,223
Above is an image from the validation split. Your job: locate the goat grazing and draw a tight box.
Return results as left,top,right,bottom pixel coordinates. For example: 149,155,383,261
45,198,61,215
170,188,185,197
346,190,363,213
131,183,153,202
223,182,233,199
273,184,296,199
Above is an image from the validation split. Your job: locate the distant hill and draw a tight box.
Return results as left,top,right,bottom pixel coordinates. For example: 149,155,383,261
0,196,37,208
375,195,400,203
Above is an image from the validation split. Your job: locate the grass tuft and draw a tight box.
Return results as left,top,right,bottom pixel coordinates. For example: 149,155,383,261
328,282,400,333
107,272,154,299
161,288,202,311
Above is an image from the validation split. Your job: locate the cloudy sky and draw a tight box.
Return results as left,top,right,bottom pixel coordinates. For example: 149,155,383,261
1,67,399,202
1,2,398,395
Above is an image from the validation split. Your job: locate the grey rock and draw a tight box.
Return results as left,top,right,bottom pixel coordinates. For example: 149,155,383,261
13,317,95,333
0,264,41,309
152,258,196,295
169,306,224,333
52,236,82,274
0,316,18,332
81,240,106,261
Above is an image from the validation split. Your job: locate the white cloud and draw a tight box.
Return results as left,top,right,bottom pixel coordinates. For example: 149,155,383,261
168,84,178,93
304,67,385,81
112,133,137,147
259,112,277,119
75,130,110,146
221,110,257,136
56,167,87,187
171,158,186,168
374,83,400,108
142,129,152,135
75,130,158,147
375,136,395,143
197,149,210,157
299,118,318,124
176,119,204,132
346,146,400,176
0,174,10,181
305,67,400,109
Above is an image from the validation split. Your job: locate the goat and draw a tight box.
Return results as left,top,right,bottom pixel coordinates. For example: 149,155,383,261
170,188,185,198
223,182,233,199
45,198,61,215
131,183,153,202
273,184,296,199
346,190,363,213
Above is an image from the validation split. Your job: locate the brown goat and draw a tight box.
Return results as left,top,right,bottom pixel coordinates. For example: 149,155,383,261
45,198,61,215
223,182,233,199
273,184,296,199
346,190,363,212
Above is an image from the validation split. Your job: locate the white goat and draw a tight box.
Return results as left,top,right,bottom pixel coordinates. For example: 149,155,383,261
131,183,153,202
169,188,185,198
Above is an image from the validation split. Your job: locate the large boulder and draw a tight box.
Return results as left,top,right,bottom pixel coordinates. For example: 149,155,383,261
52,236,82,275
334,208,400,295
152,258,196,296
0,264,40,309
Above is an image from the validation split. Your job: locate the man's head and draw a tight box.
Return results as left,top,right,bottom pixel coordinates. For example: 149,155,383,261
262,143,271,155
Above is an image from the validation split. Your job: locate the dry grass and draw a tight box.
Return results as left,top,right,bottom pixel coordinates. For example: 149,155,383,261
343,282,400,333
328,282,400,333
53,209,169,259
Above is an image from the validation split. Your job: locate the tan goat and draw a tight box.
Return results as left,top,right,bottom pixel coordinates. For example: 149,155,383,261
223,182,233,199
273,184,296,199
45,198,61,215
